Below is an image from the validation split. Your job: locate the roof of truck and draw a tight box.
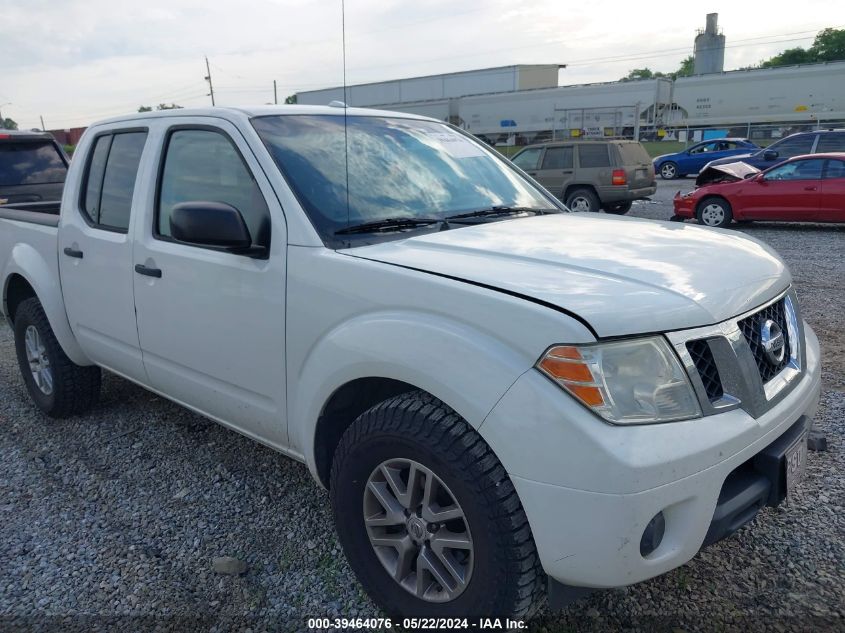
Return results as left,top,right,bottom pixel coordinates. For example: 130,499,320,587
93,105,438,127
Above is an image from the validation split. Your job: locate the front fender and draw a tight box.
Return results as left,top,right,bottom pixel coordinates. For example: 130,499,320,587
291,310,534,480
2,242,91,366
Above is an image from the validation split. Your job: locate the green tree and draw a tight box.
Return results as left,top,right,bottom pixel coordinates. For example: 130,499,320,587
761,47,815,68
138,105,153,112
284,94,297,104
810,27,845,61
674,56,694,78
0,117,18,130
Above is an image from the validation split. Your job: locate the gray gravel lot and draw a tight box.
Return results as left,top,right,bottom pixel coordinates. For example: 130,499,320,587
1,181,842,632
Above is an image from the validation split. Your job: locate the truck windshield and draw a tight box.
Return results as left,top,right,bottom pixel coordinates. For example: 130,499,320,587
252,115,557,245
0,141,67,186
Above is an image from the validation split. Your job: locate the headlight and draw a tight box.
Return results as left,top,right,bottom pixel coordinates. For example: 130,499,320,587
537,337,701,424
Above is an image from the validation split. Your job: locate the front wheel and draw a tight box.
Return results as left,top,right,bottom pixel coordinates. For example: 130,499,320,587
330,392,544,619
697,197,733,228
659,162,679,180
565,188,600,213
13,297,101,418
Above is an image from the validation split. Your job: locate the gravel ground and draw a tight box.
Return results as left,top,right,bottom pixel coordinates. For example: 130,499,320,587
0,183,842,631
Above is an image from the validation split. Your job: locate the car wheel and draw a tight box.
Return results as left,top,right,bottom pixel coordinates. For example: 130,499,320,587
603,201,632,215
565,188,600,213
696,197,733,228
13,297,101,418
330,391,544,620
659,162,679,180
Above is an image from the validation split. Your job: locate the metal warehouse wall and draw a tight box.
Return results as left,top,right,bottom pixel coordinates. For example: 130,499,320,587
296,65,559,107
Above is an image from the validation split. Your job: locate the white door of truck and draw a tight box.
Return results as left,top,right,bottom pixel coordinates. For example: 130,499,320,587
59,128,149,382
131,120,287,445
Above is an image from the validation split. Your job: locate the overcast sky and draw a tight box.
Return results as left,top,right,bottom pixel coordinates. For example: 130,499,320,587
1,0,842,130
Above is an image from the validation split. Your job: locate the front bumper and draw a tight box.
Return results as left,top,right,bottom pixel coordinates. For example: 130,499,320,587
479,323,821,588
673,191,696,217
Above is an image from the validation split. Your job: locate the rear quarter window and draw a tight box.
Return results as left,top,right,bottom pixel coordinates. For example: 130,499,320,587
615,142,651,165
0,141,67,186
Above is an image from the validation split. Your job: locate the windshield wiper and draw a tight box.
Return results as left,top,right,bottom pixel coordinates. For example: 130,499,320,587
444,206,558,221
335,217,442,235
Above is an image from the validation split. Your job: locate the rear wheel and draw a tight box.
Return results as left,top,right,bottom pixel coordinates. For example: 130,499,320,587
697,197,733,228
330,392,544,619
565,188,600,213
13,297,101,418
659,162,679,180
603,201,632,215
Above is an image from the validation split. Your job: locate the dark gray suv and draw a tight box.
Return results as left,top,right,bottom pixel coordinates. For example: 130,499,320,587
0,130,69,206
511,140,656,214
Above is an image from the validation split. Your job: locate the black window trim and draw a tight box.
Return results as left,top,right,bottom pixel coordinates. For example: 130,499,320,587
153,123,271,258
77,126,149,234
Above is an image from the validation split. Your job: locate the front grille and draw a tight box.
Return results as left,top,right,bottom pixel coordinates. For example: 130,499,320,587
738,299,791,383
687,339,724,402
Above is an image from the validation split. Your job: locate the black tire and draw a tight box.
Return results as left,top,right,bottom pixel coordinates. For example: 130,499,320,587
13,297,101,418
564,187,600,213
659,161,679,180
696,196,733,228
603,200,632,215
330,391,544,620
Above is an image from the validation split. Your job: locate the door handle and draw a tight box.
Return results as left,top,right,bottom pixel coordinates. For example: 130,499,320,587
804,186,817,191
134,264,162,278
525,171,537,176
561,170,573,174
63,247,83,259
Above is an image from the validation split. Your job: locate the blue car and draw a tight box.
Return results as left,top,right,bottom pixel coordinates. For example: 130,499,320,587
703,129,845,173
653,138,759,180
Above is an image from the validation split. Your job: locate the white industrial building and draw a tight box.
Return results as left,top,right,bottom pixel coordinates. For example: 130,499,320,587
296,13,845,144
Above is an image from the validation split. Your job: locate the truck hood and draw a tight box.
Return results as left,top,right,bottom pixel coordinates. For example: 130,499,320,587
347,214,790,338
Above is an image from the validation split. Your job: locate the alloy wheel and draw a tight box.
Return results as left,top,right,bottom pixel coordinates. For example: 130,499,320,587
24,325,53,395
363,458,473,603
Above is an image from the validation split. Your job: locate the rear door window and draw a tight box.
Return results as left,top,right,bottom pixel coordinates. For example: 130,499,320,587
768,134,816,158
0,141,67,186
577,144,611,168
541,146,573,169
823,159,845,179
80,131,147,232
816,133,845,153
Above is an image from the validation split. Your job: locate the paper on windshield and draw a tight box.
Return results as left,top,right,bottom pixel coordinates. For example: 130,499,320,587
419,129,486,159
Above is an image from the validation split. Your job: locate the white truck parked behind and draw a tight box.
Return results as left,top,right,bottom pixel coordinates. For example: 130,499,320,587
0,106,821,619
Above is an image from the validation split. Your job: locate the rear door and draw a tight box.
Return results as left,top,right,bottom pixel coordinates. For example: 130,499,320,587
740,158,823,220
576,143,613,195
532,145,574,198
59,128,149,381
819,158,845,221
132,119,288,444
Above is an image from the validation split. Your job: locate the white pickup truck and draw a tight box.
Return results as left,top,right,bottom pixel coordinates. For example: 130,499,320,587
0,106,821,619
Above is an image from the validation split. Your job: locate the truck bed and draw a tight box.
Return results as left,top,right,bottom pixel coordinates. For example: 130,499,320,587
0,202,61,228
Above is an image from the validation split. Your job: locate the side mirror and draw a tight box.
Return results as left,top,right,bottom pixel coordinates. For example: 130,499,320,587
754,173,766,182
762,149,778,161
170,201,265,257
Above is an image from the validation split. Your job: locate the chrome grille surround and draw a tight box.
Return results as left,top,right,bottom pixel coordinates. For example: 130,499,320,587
665,289,804,419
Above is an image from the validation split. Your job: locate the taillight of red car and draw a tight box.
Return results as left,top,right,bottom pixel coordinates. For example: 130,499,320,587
612,169,627,186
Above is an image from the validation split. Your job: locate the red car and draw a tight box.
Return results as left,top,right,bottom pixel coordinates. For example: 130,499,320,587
673,152,845,227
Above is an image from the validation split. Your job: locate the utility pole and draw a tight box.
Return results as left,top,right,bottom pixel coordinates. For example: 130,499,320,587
40,116,46,131
204,57,216,106
273,80,278,105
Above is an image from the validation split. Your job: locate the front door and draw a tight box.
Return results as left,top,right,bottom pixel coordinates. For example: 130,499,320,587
740,158,823,221
58,128,149,381
132,120,288,445
533,145,574,198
